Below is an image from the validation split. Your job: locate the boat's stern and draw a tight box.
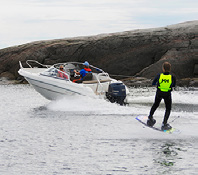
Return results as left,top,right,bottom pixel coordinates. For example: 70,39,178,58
105,82,129,105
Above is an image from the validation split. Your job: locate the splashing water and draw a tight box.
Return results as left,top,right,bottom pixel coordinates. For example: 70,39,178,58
0,85,198,175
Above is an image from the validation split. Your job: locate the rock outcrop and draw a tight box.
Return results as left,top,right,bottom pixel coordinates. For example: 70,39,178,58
0,20,197,86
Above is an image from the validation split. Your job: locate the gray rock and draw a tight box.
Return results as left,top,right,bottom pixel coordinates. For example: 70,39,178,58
0,71,15,80
0,20,197,86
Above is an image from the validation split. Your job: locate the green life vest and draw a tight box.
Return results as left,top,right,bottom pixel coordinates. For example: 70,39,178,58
158,73,172,92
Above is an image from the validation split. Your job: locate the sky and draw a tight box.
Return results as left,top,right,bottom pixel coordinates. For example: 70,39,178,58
0,0,197,49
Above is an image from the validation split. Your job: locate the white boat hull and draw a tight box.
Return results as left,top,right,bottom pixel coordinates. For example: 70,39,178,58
19,69,105,100
18,61,129,104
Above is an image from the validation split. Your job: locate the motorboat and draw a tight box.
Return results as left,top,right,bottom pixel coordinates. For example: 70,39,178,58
18,60,129,105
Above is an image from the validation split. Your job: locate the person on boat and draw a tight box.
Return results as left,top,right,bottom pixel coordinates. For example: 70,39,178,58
73,61,92,83
57,65,68,79
147,62,176,130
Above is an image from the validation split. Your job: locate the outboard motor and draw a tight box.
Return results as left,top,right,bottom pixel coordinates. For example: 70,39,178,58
106,83,126,105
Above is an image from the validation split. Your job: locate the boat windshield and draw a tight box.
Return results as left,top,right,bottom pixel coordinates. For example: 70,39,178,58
53,62,103,77
40,62,108,82
41,67,58,76
54,62,103,73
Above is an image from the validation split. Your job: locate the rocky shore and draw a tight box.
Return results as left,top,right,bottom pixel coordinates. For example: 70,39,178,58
0,20,198,87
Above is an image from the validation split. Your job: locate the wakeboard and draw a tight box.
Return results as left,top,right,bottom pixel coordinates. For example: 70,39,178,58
135,115,180,134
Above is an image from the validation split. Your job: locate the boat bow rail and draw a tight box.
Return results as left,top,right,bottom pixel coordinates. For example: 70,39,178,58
26,60,50,68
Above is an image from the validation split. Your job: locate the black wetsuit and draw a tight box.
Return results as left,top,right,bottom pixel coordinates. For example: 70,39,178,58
149,72,176,124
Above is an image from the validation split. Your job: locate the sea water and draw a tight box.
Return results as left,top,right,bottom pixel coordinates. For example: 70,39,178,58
0,84,197,175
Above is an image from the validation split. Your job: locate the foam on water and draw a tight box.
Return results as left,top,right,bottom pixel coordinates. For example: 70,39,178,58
47,95,138,115
46,87,198,117
1,85,198,175
44,87,198,138
128,87,198,105
173,89,198,105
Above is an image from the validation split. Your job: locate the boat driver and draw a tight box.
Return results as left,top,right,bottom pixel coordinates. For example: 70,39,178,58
73,61,92,83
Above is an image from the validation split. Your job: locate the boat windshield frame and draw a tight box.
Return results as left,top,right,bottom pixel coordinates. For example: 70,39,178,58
22,60,110,82
52,62,105,74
